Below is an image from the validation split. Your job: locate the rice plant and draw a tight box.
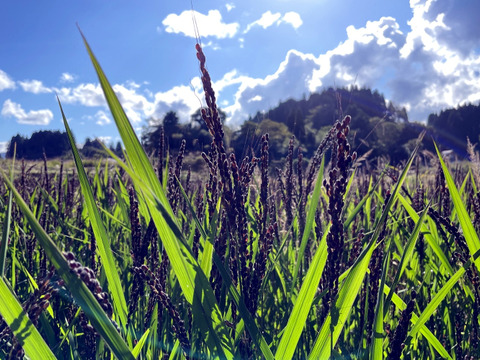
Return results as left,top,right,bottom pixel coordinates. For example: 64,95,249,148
0,29,479,360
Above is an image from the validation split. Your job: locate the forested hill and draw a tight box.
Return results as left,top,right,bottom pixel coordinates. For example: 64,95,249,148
5,86,480,163
234,86,413,162
428,104,480,156
232,87,480,163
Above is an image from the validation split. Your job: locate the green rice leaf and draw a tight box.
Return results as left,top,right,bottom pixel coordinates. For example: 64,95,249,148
385,285,452,359
407,267,466,342
0,149,14,277
78,30,233,358
370,252,389,359
132,329,150,358
59,98,128,329
398,194,454,275
275,226,329,360
291,156,324,287
0,277,56,359
435,142,480,272
0,170,135,360
308,131,424,359
385,203,430,310
162,159,275,359
308,240,376,360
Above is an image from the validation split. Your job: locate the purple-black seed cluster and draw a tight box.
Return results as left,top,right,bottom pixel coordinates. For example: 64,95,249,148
323,115,357,312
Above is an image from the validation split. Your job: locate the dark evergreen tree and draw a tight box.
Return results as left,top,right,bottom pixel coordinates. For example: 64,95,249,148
7,131,70,159
81,138,107,158
428,103,480,156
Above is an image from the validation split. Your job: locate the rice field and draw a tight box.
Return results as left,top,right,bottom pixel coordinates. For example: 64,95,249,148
0,32,479,360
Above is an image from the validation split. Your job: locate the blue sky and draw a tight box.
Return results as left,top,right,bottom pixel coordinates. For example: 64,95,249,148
1,0,480,153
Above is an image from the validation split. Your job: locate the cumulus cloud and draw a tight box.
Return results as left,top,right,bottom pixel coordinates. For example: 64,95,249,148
0,70,15,91
0,142,8,154
225,3,235,12
56,83,106,107
150,84,202,123
415,0,480,57
19,80,52,94
97,136,112,144
56,82,158,123
224,50,320,125
94,110,112,126
282,12,303,30
245,11,282,32
162,10,239,39
244,11,303,33
60,72,75,83
1,99,53,125
221,2,480,125
390,0,480,119
311,17,405,89
112,84,155,123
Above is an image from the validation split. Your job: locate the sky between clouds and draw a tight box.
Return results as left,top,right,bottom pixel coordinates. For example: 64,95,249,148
1,0,480,153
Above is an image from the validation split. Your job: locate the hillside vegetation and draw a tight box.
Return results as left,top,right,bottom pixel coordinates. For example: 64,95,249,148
6,88,480,165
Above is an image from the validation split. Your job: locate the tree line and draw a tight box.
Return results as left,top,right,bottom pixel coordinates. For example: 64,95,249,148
5,87,480,163
5,132,123,160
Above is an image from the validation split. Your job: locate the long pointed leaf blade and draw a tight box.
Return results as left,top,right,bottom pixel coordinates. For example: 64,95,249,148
0,155,14,277
0,170,135,360
0,278,56,359
173,169,274,360
385,204,430,310
292,156,325,287
59,98,128,329
385,285,452,359
276,227,329,360
370,252,389,359
408,267,466,341
435,142,480,272
308,131,424,359
398,194,454,275
309,241,376,359
78,31,233,358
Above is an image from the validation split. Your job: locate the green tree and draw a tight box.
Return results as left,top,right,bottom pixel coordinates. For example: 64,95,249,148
81,138,107,158
7,131,70,159
232,119,293,160
142,111,182,155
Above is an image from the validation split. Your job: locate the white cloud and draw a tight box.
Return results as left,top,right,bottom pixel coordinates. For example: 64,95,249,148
162,10,239,39
200,40,221,51
151,84,202,123
1,99,53,125
0,142,8,154
56,82,158,124
245,11,282,33
224,50,319,125
94,110,112,126
60,72,75,83
220,3,480,126
281,12,303,30
54,80,202,125
0,70,15,91
410,0,480,57
18,80,52,94
97,136,112,144
56,83,106,107
225,3,235,12
112,84,154,123
244,11,303,33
